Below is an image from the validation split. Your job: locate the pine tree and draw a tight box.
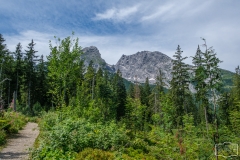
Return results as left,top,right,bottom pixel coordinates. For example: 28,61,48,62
113,69,127,120
218,92,231,125
231,66,240,110
95,68,115,120
150,69,166,125
141,77,151,107
35,55,48,108
24,39,38,113
202,38,222,121
128,83,135,98
170,45,190,127
193,38,223,144
81,61,95,103
192,45,209,127
228,66,240,135
0,34,11,108
13,43,24,103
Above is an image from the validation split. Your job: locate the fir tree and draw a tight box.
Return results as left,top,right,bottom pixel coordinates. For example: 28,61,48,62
13,43,23,102
170,45,190,127
113,69,127,120
0,34,11,108
24,39,38,113
150,69,166,125
192,45,209,126
35,55,49,108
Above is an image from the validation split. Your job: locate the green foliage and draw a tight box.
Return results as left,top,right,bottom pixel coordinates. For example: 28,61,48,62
229,110,240,135
0,129,6,145
125,98,147,132
0,111,27,145
170,45,191,127
3,111,27,133
113,70,127,120
76,148,115,160
48,34,83,107
31,109,130,159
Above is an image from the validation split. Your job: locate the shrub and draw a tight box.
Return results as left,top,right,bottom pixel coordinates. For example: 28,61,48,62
76,148,114,160
0,111,27,146
32,116,130,159
4,111,27,132
0,129,6,145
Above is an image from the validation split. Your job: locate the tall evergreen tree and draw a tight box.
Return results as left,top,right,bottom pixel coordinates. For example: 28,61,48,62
141,77,151,107
81,61,95,105
150,69,166,125
95,68,115,120
170,45,190,127
230,65,240,110
192,45,209,126
113,69,127,120
35,55,48,108
193,38,223,142
0,34,11,108
13,43,24,103
202,38,222,120
128,83,135,98
23,39,38,112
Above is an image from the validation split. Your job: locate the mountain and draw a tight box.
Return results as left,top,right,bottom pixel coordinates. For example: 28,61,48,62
81,46,115,72
81,46,234,89
114,51,172,85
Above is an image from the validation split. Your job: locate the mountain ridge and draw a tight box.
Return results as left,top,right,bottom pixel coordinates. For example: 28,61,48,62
81,46,234,89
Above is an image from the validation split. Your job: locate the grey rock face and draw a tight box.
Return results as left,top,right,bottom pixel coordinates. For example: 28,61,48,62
114,51,172,85
81,46,115,72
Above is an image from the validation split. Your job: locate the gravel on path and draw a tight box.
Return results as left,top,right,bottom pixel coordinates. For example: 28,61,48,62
0,122,39,160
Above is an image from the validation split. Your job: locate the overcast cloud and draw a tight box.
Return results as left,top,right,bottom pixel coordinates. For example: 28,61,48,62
0,0,239,72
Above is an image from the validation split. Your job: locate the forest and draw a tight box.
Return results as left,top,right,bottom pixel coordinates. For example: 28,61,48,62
0,33,240,159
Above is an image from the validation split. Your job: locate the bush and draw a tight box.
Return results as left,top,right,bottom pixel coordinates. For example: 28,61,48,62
0,129,6,145
33,102,43,116
0,111,27,146
32,114,130,159
4,111,27,132
76,148,114,160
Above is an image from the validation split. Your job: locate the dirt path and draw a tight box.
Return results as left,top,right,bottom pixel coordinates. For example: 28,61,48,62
0,122,39,160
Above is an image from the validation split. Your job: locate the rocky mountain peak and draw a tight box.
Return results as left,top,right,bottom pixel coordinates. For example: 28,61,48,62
115,50,172,84
82,46,100,56
81,46,115,72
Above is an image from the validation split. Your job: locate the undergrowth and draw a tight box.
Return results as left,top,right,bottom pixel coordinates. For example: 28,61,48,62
0,111,28,146
30,107,239,159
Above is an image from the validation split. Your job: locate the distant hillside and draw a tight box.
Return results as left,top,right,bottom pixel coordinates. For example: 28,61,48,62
221,69,234,91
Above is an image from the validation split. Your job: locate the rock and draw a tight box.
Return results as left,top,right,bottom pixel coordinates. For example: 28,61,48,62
114,51,172,85
81,46,115,73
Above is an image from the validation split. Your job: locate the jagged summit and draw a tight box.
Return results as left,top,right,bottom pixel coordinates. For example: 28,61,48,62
80,46,233,91
115,50,172,84
81,47,173,84
81,46,115,72
82,46,100,55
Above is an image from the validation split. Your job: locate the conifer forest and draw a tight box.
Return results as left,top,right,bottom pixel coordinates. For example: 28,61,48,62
0,33,240,159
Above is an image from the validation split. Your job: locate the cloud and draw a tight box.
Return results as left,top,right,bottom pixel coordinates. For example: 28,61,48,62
141,0,213,22
5,30,53,59
93,5,139,22
141,3,174,21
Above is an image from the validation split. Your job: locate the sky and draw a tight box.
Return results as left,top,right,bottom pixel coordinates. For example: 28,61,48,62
0,0,239,72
